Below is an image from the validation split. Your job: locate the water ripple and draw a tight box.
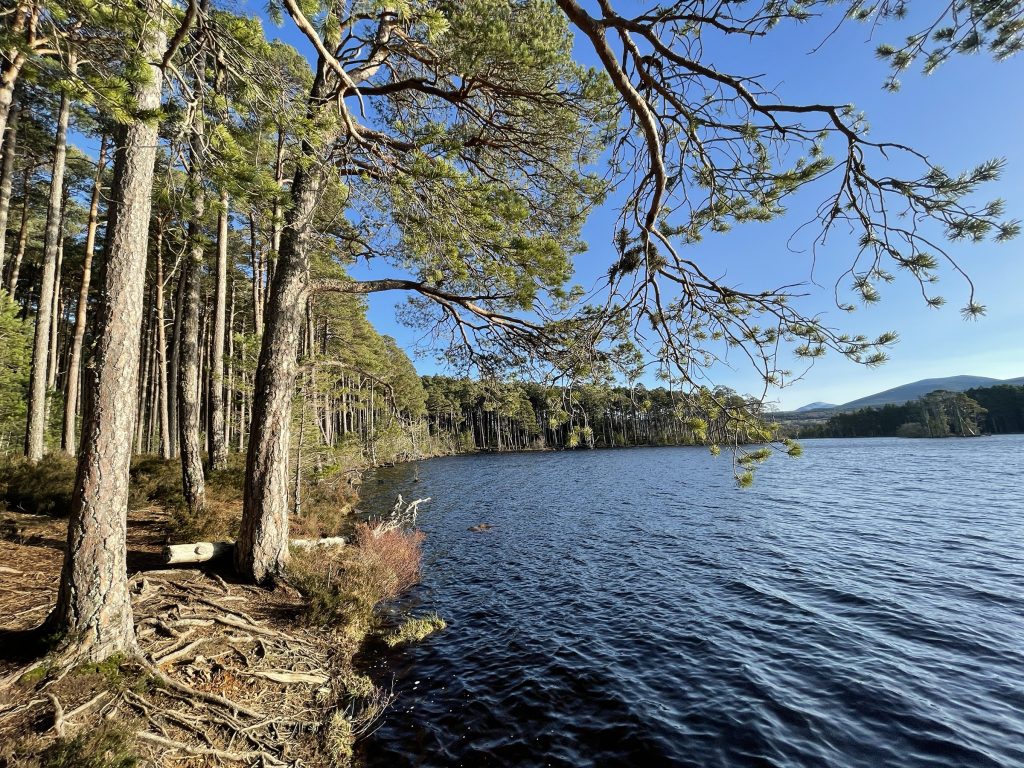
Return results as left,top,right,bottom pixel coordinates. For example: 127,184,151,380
360,436,1024,767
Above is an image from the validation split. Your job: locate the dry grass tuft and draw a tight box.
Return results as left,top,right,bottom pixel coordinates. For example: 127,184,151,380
384,613,447,647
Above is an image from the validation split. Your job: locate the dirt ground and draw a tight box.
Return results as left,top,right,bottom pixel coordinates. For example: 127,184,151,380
0,507,375,767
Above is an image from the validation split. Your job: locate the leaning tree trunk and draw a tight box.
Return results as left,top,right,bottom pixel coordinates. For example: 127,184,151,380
63,135,108,453
235,10,395,583
6,166,30,294
236,161,321,584
207,187,228,469
0,99,21,279
25,61,73,462
50,9,166,662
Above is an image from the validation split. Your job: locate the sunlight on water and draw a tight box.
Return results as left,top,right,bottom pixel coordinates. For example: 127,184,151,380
360,436,1024,768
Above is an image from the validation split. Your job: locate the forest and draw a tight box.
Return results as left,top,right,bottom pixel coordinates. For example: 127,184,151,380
0,0,1020,765
789,385,1024,439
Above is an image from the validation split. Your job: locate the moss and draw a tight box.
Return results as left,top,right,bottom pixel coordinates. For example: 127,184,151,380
383,614,447,647
16,664,50,688
72,654,126,686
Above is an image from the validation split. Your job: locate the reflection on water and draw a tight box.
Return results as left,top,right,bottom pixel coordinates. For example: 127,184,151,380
359,436,1024,767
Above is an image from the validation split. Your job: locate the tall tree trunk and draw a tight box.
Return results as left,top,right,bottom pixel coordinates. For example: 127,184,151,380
47,202,66,391
49,10,166,662
155,221,171,458
25,60,74,461
135,293,154,454
267,126,285,288
235,9,395,583
177,7,209,509
178,185,206,513
237,160,321,584
0,98,21,279
248,211,263,337
208,188,228,469
168,256,184,457
225,279,235,447
6,166,29,294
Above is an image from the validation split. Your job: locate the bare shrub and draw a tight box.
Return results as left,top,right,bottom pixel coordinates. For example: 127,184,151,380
288,522,424,637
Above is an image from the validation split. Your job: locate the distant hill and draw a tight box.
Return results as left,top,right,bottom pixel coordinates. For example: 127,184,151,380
795,401,835,412
777,375,1024,418
837,375,1013,410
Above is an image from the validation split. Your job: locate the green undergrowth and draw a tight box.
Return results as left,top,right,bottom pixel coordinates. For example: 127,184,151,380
0,452,359,544
5,658,148,768
0,455,77,516
0,722,139,768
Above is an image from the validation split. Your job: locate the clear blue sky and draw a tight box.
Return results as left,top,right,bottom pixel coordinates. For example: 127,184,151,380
258,5,1024,410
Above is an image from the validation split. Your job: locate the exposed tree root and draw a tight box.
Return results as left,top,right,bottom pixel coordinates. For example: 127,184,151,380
2,566,382,767
136,731,287,765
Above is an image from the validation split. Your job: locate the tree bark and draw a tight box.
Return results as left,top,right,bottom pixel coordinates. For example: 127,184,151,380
49,9,166,662
0,98,21,279
168,253,184,457
236,9,395,584
225,279,235,446
248,211,263,337
6,166,30,294
155,221,172,458
47,204,66,391
237,160,321,584
208,188,228,469
0,3,35,150
25,60,74,461
178,186,206,513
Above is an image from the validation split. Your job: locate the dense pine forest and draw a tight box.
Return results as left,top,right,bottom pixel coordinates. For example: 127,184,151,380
0,0,1020,765
789,385,1024,439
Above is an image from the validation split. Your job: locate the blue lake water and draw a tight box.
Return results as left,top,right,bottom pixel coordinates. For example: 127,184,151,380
359,436,1024,767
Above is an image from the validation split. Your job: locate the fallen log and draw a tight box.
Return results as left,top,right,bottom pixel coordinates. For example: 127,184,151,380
290,536,347,550
163,542,234,565
162,537,345,565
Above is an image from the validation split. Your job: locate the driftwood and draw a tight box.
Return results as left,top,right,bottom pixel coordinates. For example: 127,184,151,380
370,495,431,534
162,537,346,565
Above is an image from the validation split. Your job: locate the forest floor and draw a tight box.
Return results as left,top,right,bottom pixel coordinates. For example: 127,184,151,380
0,476,406,767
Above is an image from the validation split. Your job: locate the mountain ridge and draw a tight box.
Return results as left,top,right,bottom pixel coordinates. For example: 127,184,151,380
791,375,1024,414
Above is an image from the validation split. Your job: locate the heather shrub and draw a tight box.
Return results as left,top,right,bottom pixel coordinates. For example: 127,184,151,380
288,522,424,637
0,455,77,516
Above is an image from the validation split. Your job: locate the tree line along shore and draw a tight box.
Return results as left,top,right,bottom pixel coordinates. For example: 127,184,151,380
1,0,1020,765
